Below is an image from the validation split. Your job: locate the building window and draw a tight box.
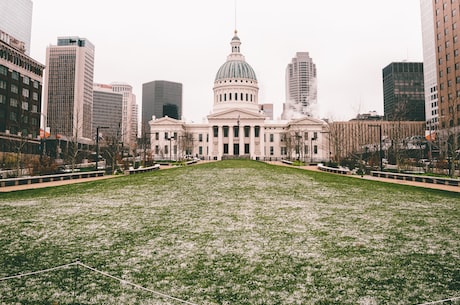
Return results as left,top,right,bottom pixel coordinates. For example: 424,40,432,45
10,98,18,107
281,147,287,155
0,80,6,89
244,126,250,137
23,76,30,85
244,143,250,154
199,133,203,142
314,145,318,154
233,143,239,155
313,132,318,139
11,84,18,94
22,88,29,97
223,126,229,137
10,112,17,121
233,126,239,137
32,92,38,101
254,126,260,137
269,134,274,142
12,71,19,80
22,101,28,110
31,105,37,112
270,146,274,156
164,145,168,154
33,81,39,89
213,126,218,137
155,132,159,140
235,92,238,101
0,65,7,75
0,95,5,104
155,145,159,154
223,143,229,154
199,146,203,155
164,132,169,139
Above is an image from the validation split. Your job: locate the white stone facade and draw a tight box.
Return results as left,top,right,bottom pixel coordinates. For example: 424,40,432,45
149,32,329,162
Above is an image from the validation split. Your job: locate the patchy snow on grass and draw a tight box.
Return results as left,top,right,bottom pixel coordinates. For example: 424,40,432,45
0,160,458,304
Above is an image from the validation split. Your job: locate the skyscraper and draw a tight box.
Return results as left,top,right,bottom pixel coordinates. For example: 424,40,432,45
420,0,460,130
282,52,317,119
43,37,95,141
142,80,182,126
420,0,439,134
92,84,123,140
111,82,137,148
0,30,44,137
382,62,425,121
0,0,33,55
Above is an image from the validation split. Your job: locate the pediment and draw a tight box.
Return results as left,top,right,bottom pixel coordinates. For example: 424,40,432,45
207,108,266,121
288,116,326,126
149,116,183,125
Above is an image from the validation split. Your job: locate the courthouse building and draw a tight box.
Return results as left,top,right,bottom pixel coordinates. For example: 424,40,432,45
149,31,329,162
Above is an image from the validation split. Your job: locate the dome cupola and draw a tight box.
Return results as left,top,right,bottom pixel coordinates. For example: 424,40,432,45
213,31,259,113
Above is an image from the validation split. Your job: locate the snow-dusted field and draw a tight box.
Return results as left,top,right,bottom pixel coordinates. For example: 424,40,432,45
0,160,459,305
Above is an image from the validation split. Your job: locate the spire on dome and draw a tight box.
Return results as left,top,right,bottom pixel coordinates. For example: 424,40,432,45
231,30,241,54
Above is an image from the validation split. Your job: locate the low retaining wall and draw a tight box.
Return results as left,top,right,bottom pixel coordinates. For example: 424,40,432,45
370,171,460,187
124,164,160,175
0,171,105,188
317,164,351,175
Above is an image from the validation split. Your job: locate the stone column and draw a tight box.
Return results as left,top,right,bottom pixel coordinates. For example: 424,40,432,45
239,125,244,155
259,125,265,160
217,125,223,160
229,125,234,156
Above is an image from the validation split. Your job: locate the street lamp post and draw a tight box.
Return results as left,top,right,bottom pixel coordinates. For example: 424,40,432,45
369,124,383,171
168,135,175,162
96,126,109,171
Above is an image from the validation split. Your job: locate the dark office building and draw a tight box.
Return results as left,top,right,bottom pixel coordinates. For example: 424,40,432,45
382,62,425,121
92,84,123,141
0,31,44,137
142,80,182,126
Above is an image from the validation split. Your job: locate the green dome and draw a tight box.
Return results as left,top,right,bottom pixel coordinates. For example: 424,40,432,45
215,60,257,81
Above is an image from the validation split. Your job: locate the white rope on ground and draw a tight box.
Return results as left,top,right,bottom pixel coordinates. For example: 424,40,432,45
416,296,460,305
0,262,78,281
76,261,198,305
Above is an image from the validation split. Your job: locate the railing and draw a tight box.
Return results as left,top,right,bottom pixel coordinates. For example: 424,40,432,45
0,171,105,188
124,164,160,175
370,171,460,187
317,164,351,175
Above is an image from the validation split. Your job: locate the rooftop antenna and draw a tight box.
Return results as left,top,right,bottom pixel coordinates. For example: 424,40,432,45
234,0,238,32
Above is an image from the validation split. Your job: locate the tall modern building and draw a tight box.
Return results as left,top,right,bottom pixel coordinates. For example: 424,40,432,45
0,0,33,55
92,84,123,141
142,80,182,126
282,52,317,119
420,0,460,130
420,0,439,134
43,37,95,141
0,30,44,137
111,82,137,148
382,62,425,121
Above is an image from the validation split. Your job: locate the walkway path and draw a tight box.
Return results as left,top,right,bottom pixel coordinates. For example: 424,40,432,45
267,161,460,193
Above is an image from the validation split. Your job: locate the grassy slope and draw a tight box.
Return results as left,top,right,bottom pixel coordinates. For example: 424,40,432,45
0,160,459,305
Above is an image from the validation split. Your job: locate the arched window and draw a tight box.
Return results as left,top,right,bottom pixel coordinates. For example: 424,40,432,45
229,93,232,100
235,93,238,101
224,93,227,101
241,93,243,101
246,93,248,101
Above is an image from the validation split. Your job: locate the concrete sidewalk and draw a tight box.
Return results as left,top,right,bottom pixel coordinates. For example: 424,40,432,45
267,161,460,193
0,175,115,193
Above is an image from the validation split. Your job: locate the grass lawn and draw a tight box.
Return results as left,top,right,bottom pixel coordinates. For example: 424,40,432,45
0,160,459,305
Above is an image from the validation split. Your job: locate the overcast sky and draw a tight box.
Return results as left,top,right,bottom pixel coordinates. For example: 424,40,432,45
30,0,423,122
